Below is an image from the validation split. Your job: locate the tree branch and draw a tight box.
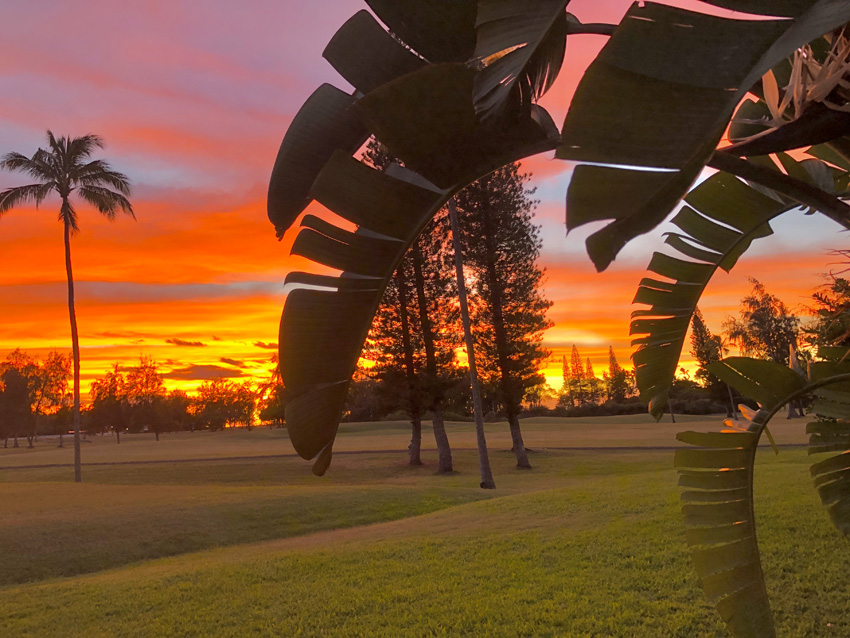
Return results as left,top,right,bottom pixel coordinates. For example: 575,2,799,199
708,150,850,230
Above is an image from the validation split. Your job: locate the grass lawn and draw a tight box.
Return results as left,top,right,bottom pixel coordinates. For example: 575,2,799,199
1,417,846,636
0,413,809,469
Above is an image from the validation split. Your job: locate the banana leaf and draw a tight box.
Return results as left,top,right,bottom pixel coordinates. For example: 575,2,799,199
558,0,850,271
676,355,850,637
363,0,478,63
631,172,791,419
472,0,570,120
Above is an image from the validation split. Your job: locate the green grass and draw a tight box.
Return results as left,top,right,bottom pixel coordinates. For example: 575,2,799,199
0,421,846,636
0,414,808,470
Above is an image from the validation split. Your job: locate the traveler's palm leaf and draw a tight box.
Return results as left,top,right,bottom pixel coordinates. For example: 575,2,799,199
676,354,850,637
558,0,850,271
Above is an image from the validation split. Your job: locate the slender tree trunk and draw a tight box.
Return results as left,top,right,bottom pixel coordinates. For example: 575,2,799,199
449,199,495,489
155,431,160,441
397,267,422,466
408,418,422,465
58,433,64,448
63,214,83,483
116,430,120,444
479,197,531,469
725,382,738,420
411,245,452,473
13,435,19,448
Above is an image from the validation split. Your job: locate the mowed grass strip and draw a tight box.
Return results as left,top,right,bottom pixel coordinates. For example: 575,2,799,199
0,449,670,585
1,449,848,637
1,414,768,470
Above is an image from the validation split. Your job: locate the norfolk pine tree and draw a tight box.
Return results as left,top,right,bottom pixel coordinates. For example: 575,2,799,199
455,163,552,469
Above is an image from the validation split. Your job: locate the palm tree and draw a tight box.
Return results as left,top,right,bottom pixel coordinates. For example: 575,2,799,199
0,131,133,482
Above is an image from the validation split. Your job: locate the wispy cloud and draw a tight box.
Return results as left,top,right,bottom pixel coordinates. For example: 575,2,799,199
163,365,246,380
166,338,206,347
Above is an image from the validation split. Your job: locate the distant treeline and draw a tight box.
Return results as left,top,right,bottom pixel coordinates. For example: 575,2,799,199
0,350,286,447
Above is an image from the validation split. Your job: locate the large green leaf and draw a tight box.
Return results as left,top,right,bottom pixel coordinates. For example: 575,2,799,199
363,0,478,63
675,354,850,637
807,352,850,536
310,151,441,241
696,0,831,16
323,11,427,95
267,84,369,236
355,63,560,189
558,0,850,271
279,97,556,473
631,172,789,419
279,161,443,474
472,0,569,120
674,430,775,638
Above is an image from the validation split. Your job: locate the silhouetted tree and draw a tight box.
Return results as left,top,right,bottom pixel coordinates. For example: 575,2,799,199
89,365,128,443
0,132,133,482
0,367,29,448
723,278,800,365
805,256,850,348
194,378,255,430
363,139,457,471
605,347,629,403
690,307,735,417
585,357,602,405
0,350,70,447
456,163,552,469
125,356,166,438
570,345,585,406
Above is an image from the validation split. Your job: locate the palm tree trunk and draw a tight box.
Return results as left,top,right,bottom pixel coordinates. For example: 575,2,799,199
63,216,83,483
448,199,495,489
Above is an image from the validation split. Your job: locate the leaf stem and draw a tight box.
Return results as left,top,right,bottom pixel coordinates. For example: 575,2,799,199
708,150,850,229
567,23,616,36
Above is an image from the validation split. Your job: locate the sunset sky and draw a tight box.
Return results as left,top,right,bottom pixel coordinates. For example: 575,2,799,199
0,0,845,396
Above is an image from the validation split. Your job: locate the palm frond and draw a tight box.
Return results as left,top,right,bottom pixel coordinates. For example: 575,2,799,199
67,134,105,164
0,183,56,215
73,161,131,195
0,151,57,182
59,200,79,233
76,185,134,220
45,130,65,160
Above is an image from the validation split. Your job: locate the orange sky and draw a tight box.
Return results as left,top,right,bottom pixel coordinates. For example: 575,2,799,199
0,1,845,398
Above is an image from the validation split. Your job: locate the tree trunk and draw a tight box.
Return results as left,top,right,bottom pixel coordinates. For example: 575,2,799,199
408,417,422,466
479,197,531,469
63,213,83,483
449,199,496,489
58,433,64,448
13,435,19,448
116,430,120,444
411,245,452,473
155,431,160,441
397,267,422,466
